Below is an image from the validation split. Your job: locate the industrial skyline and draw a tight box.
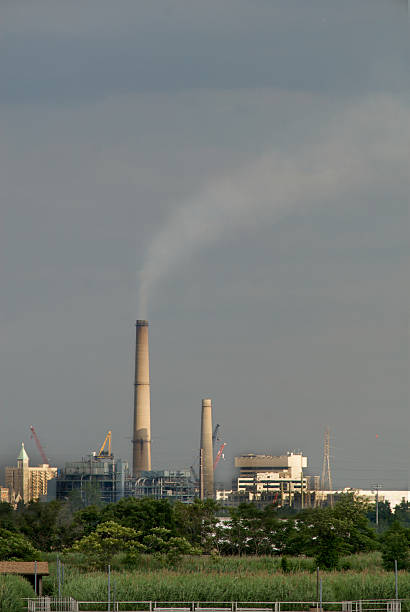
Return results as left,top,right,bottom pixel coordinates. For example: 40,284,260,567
0,1,408,491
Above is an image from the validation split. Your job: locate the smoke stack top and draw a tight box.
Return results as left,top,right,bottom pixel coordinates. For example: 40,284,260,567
136,320,149,327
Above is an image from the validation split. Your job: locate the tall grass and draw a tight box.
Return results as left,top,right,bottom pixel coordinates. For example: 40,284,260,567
45,567,410,605
55,552,383,574
0,575,35,612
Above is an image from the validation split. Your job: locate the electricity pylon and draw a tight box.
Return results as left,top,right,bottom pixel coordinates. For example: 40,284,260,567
320,427,334,507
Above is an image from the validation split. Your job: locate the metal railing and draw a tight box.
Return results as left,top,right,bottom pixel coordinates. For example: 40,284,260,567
25,600,405,612
27,597,78,611
55,600,404,612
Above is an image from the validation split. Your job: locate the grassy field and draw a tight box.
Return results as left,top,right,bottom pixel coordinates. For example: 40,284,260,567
41,554,409,608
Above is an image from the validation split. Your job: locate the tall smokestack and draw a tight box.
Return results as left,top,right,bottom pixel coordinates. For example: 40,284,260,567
133,320,151,476
200,398,214,499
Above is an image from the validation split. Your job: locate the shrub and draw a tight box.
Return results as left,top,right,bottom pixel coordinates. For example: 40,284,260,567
71,520,145,568
0,575,35,612
0,528,39,561
381,521,409,570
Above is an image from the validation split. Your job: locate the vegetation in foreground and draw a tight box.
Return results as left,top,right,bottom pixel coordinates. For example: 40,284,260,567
1,494,409,571
0,494,409,607
41,561,410,606
0,575,35,612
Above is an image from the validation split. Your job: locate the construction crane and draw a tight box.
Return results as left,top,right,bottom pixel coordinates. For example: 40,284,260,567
29,425,49,465
212,424,220,447
213,442,227,470
97,430,112,458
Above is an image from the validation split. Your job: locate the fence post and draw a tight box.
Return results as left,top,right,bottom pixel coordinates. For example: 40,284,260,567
394,560,398,601
107,564,111,612
34,560,38,596
57,555,61,598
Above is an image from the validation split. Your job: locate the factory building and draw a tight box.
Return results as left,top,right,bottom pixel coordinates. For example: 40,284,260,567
130,469,197,503
236,470,308,498
56,454,129,504
5,443,57,505
234,452,308,498
214,451,311,507
235,452,307,478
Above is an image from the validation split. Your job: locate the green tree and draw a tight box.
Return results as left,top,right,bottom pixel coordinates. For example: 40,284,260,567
394,501,410,528
72,520,145,568
141,526,200,563
367,500,393,530
381,521,410,570
71,505,102,539
174,498,219,553
223,503,279,556
331,494,378,552
165,536,201,565
275,518,300,556
295,507,348,569
0,503,16,532
0,528,39,561
102,497,175,533
15,500,65,551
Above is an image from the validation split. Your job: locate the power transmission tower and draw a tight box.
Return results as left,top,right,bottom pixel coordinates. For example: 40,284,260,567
320,427,333,507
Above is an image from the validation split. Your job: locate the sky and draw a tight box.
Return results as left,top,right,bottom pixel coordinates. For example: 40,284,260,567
0,0,408,490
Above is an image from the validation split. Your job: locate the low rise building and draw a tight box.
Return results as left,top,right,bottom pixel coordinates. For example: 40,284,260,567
231,451,310,506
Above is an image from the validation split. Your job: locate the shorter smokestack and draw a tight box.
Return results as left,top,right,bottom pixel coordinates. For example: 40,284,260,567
200,398,214,499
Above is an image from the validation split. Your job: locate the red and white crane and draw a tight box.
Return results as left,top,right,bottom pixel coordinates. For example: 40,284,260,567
29,425,49,465
213,442,227,470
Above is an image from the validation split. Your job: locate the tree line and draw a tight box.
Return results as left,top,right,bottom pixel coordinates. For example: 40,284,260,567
0,494,408,570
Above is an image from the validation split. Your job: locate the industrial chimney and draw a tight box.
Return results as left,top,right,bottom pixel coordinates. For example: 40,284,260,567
200,398,214,499
133,320,151,475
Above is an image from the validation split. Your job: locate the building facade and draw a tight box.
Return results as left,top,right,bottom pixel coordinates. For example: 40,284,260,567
5,443,57,505
214,451,312,508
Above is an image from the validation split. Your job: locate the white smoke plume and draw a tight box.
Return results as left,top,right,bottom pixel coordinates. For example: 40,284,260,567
138,96,409,315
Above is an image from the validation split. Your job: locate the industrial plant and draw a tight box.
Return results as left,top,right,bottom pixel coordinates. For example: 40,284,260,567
2,319,408,510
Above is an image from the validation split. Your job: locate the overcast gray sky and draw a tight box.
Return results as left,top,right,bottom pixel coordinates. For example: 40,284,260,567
1,0,408,490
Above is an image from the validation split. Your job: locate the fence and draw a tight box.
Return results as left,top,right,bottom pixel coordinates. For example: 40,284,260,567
27,597,78,611
26,600,404,612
